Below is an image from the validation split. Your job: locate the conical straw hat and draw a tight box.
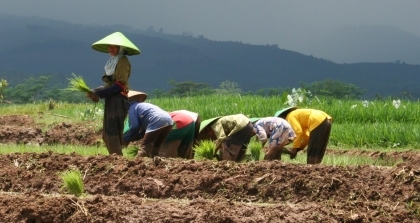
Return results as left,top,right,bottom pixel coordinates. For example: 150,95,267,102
92,32,140,55
199,117,222,132
274,106,298,118
128,90,147,102
249,117,262,123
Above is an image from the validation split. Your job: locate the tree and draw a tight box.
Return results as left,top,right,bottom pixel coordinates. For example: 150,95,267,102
167,80,214,97
6,76,51,103
150,89,167,98
300,79,365,99
43,86,87,103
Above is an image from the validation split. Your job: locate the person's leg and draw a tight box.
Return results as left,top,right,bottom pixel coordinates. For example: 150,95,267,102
193,116,201,147
222,122,254,162
264,123,291,160
160,140,181,157
138,136,154,158
178,123,195,159
151,125,173,157
316,119,332,163
137,126,172,158
102,95,128,155
307,118,332,164
264,146,281,160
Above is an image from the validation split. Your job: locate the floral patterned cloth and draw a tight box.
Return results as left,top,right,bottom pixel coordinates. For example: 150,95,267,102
253,117,296,148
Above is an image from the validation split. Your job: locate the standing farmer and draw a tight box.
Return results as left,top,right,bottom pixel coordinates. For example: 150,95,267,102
251,117,296,160
198,114,254,162
87,32,141,155
275,107,332,164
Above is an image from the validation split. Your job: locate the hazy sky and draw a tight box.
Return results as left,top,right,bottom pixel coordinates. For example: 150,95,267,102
1,0,420,55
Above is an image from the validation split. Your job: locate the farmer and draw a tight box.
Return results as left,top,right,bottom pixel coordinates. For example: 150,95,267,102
171,110,202,154
86,32,140,155
159,111,196,159
275,107,332,164
123,94,173,158
198,114,254,162
250,117,296,160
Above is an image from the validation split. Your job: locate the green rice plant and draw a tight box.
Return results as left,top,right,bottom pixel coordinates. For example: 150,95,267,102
124,146,139,158
58,169,84,197
0,144,108,156
321,153,402,167
194,140,216,160
64,73,91,93
245,139,263,161
331,122,420,148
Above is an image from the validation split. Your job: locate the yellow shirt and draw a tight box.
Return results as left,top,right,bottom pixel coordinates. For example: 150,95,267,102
211,114,250,148
286,109,332,149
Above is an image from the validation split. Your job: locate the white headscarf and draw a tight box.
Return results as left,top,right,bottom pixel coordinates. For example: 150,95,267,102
104,46,125,76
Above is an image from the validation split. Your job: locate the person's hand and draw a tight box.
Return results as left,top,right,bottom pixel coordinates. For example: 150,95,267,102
86,91,99,102
289,148,302,159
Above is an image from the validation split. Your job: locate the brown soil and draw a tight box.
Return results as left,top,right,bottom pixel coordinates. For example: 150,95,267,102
0,115,419,222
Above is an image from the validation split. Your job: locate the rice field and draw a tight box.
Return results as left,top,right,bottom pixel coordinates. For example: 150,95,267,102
2,94,419,149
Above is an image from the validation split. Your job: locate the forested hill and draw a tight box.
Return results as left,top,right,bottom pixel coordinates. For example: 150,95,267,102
0,14,419,98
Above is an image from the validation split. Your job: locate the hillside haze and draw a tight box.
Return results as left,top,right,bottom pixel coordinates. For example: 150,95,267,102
0,14,419,98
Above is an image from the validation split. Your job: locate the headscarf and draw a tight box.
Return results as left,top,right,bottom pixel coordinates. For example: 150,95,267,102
104,46,125,76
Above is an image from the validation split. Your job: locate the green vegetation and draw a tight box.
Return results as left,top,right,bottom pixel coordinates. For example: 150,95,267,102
58,169,85,197
1,89,419,166
2,76,369,103
1,94,419,149
300,79,366,99
194,140,216,160
244,139,264,162
125,146,139,158
64,73,91,93
0,144,107,156
0,79,8,103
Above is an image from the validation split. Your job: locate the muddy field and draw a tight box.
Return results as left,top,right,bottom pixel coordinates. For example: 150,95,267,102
0,115,419,222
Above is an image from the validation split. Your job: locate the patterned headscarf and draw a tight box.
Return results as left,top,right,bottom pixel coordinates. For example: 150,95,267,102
104,46,125,76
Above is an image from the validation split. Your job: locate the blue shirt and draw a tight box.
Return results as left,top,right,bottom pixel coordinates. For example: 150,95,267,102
123,102,173,142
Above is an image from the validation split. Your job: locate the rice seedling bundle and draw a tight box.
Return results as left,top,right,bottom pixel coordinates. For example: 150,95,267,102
58,170,84,197
65,73,91,93
194,140,216,160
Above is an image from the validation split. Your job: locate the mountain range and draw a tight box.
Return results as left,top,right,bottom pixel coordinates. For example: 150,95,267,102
0,13,419,99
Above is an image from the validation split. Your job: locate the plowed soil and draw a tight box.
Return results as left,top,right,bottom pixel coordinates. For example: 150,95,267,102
0,115,419,222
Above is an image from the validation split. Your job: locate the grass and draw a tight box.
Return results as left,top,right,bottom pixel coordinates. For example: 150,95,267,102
58,169,85,197
0,144,108,156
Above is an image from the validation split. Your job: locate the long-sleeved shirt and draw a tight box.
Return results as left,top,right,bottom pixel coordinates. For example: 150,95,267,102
211,114,250,147
102,56,131,88
123,102,173,142
253,117,296,147
95,56,131,98
286,109,332,149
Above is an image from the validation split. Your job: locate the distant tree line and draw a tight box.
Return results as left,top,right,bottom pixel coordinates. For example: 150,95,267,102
0,75,380,104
